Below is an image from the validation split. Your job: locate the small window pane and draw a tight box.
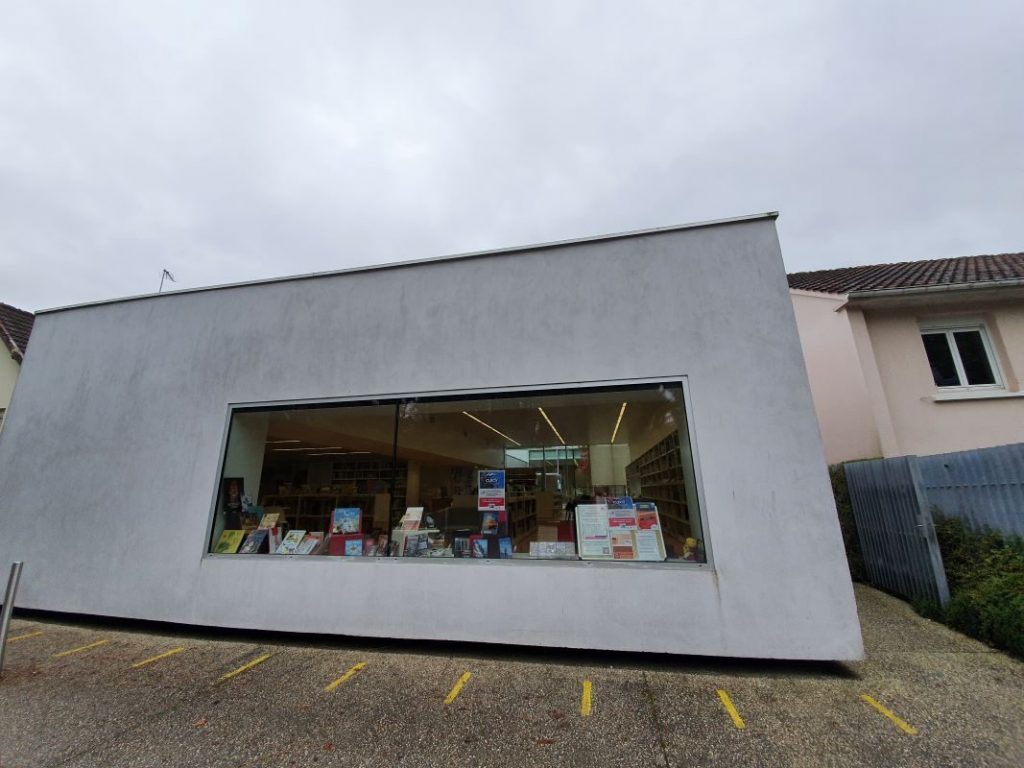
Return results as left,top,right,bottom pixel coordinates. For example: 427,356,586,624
953,331,996,385
922,333,960,387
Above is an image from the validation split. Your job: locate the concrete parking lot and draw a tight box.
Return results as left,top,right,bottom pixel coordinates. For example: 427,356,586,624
1,584,1022,767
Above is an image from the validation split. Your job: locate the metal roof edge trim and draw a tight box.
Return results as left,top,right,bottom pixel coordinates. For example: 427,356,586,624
37,211,779,315
846,277,1024,301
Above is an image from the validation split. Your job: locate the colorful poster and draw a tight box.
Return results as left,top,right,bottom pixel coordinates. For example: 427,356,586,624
635,502,661,531
478,469,506,512
480,511,499,534
576,503,612,560
611,532,635,560
606,496,637,529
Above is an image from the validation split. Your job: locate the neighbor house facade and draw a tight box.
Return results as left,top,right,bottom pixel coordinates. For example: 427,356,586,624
0,302,35,428
789,254,1024,464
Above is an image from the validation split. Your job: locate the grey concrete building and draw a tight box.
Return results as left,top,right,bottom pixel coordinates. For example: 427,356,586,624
0,213,863,660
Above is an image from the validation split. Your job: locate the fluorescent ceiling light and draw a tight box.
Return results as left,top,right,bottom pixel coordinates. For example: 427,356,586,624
266,439,301,444
538,407,566,446
272,447,314,452
309,452,351,456
610,402,627,443
462,411,522,446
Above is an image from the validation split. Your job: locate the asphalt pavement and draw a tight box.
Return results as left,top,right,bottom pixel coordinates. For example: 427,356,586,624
1,584,1021,767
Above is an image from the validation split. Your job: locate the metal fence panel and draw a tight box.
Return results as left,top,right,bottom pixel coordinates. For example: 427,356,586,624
845,457,950,607
917,443,1024,536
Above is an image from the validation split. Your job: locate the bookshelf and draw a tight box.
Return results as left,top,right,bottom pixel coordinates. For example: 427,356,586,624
331,458,407,497
508,495,538,544
260,492,391,534
624,431,691,540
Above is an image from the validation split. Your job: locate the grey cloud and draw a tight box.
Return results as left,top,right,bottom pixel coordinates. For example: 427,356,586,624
1,1,1022,310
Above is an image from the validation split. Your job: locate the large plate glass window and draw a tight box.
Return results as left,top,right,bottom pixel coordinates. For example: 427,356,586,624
209,381,706,564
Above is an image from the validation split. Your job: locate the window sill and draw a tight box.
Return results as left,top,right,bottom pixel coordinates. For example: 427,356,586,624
932,389,1024,403
202,552,713,571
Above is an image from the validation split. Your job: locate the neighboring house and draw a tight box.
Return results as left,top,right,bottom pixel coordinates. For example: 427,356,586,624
789,254,1024,464
0,302,35,427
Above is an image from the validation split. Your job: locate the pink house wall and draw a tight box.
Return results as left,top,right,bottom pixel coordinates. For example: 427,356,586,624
863,299,1024,457
792,287,1024,462
790,291,881,463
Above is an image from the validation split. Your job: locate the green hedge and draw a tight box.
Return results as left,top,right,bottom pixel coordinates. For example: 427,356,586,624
934,518,1024,660
828,464,865,582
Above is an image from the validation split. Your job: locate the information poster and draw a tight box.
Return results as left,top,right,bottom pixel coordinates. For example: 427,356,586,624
478,470,506,512
633,502,667,561
576,503,613,560
606,496,637,529
634,531,666,561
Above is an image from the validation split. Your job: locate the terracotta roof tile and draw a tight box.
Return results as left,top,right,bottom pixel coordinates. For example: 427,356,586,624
0,302,35,361
787,253,1024,295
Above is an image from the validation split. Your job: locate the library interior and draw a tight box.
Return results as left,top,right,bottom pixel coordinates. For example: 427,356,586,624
210,380,706,564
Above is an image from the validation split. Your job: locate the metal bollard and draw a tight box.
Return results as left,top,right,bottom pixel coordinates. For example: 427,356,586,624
0,561,24,675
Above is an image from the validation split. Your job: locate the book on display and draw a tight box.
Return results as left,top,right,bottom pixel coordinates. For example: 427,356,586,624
276,529,307,555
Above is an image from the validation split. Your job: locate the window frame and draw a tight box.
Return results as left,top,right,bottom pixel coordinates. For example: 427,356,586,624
919,320,1004,392
203,375,713,569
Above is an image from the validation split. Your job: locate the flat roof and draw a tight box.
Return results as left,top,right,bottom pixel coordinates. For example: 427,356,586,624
38,211,778,315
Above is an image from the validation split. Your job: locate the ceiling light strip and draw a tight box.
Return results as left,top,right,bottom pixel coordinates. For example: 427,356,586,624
462,411,522,446
538,407,566,446
610,402,627,443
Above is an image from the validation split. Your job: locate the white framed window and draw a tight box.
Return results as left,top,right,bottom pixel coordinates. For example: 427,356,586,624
919,321,1002,390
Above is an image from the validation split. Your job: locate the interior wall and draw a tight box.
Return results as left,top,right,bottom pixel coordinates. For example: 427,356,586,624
588,443,631,486
214,412,269,540
405,460,421,507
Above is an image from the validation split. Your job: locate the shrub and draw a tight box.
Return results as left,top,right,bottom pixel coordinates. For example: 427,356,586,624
933,517,1014,594
934,517,1024,660
828,464,865,582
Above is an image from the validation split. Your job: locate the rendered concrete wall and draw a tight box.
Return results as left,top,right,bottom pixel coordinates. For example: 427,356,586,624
863,300,1024,456
790,291,882,463
0,218,863,660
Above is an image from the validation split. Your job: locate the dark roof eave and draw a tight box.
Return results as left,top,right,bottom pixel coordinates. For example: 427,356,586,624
846,277,1024,301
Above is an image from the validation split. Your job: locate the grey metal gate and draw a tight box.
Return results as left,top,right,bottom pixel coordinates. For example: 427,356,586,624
845,457,950,607
917,443,1024,537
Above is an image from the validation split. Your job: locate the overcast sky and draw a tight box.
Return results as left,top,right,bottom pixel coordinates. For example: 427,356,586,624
2,1,1022,310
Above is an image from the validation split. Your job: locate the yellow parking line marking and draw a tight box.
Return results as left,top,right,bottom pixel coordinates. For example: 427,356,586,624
6,630,44,643
218,653,272,682
581,679,593,716
131,647,186,669
444,671,472,704
324,662,367,692
54,639,110,658
861,694,918,735
717,689,745,730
